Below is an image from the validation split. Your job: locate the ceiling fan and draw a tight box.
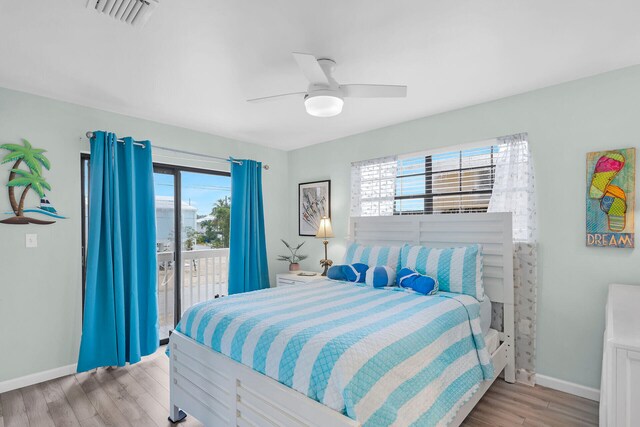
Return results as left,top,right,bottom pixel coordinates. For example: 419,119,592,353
247,53,407,117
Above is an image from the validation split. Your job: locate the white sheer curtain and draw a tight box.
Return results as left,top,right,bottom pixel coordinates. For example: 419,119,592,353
488,133,537,242
488,132,538,385
350,156,398,217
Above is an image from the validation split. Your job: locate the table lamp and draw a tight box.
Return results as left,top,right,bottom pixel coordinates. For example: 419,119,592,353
315,216,334,276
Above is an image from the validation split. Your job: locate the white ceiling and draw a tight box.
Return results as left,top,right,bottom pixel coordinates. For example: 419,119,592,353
1,1,639,150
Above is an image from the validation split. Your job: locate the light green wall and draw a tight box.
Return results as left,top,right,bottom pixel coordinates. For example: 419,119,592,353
2,65,640,389
288,65,640,389
0,87,289,383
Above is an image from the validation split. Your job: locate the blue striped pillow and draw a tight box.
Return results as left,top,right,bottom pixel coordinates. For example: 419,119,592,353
400,244,484,301
343,243,402,275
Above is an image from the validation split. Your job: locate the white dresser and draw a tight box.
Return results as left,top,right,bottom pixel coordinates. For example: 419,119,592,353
600,283,640,427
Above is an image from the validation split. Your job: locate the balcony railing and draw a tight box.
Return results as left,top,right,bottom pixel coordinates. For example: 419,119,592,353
157,248,229,338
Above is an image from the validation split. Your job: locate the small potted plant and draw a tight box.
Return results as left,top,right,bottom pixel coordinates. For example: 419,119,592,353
278,239,308,271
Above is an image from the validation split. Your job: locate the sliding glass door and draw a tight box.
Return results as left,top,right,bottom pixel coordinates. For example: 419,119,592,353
155,166,232,342
179,171,231,318
81,156,231,345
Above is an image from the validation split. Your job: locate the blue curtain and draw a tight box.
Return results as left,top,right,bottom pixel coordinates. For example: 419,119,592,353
78,131,158,372
228,159,270,294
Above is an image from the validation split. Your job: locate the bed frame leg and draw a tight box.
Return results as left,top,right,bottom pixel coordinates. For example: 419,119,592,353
505,363,516,384
504,332,516,384
502,297,517,384
168,405,187,424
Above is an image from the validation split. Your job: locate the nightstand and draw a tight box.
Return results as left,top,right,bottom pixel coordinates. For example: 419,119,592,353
276,271,322,287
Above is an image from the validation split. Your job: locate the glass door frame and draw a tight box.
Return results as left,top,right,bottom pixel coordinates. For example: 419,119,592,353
80,154,231,346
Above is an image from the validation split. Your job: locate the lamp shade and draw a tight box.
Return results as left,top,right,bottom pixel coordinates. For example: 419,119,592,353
315,216,334,239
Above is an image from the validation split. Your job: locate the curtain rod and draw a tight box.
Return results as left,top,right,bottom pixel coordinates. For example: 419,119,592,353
85,131,269,170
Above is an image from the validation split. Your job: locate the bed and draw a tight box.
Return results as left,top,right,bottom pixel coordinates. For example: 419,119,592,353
168,213,515,426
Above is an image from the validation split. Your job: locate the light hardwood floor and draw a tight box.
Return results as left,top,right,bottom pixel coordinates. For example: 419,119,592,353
0,347,598,427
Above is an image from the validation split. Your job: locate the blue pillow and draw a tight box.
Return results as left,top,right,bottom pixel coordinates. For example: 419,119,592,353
327,265,347,280
400,244,484,300
365,266,396,288
342,263,368,283
397,268,438,295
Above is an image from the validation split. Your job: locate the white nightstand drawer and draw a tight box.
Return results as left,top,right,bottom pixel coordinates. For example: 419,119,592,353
276,272,321,287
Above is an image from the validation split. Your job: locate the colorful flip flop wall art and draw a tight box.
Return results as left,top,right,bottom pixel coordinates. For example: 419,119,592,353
1,138,66,225
586,148,635,248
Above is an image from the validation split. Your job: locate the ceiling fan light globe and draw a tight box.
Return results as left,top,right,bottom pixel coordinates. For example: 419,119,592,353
304,95,344,117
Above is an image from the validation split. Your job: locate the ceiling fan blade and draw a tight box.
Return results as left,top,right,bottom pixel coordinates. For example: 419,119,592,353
292,52,330,86
247,92,307,103
340,84,407,98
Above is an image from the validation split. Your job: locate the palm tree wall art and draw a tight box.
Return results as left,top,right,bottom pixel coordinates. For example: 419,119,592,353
1,139,65,225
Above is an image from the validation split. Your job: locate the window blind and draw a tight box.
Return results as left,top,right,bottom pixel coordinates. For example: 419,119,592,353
395,145,498,215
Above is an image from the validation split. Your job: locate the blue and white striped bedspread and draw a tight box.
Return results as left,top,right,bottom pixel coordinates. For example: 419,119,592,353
175,279,493,427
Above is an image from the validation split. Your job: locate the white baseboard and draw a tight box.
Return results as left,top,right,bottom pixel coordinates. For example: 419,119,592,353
536,374,600,402
0,365,601,404
0,364,77,394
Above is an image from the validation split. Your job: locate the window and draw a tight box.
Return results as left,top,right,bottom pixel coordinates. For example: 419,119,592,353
350,156,397,217
395,145,498,215
351,144,498,217
81,156,231,344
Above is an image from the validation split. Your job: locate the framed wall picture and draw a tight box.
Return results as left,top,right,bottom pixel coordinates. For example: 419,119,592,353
299,180,331,236
586,148,635,248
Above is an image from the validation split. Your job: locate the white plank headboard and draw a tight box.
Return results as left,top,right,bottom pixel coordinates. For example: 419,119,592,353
349,212,514,305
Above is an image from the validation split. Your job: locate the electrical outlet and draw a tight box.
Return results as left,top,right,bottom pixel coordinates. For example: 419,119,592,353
26,233,38,248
